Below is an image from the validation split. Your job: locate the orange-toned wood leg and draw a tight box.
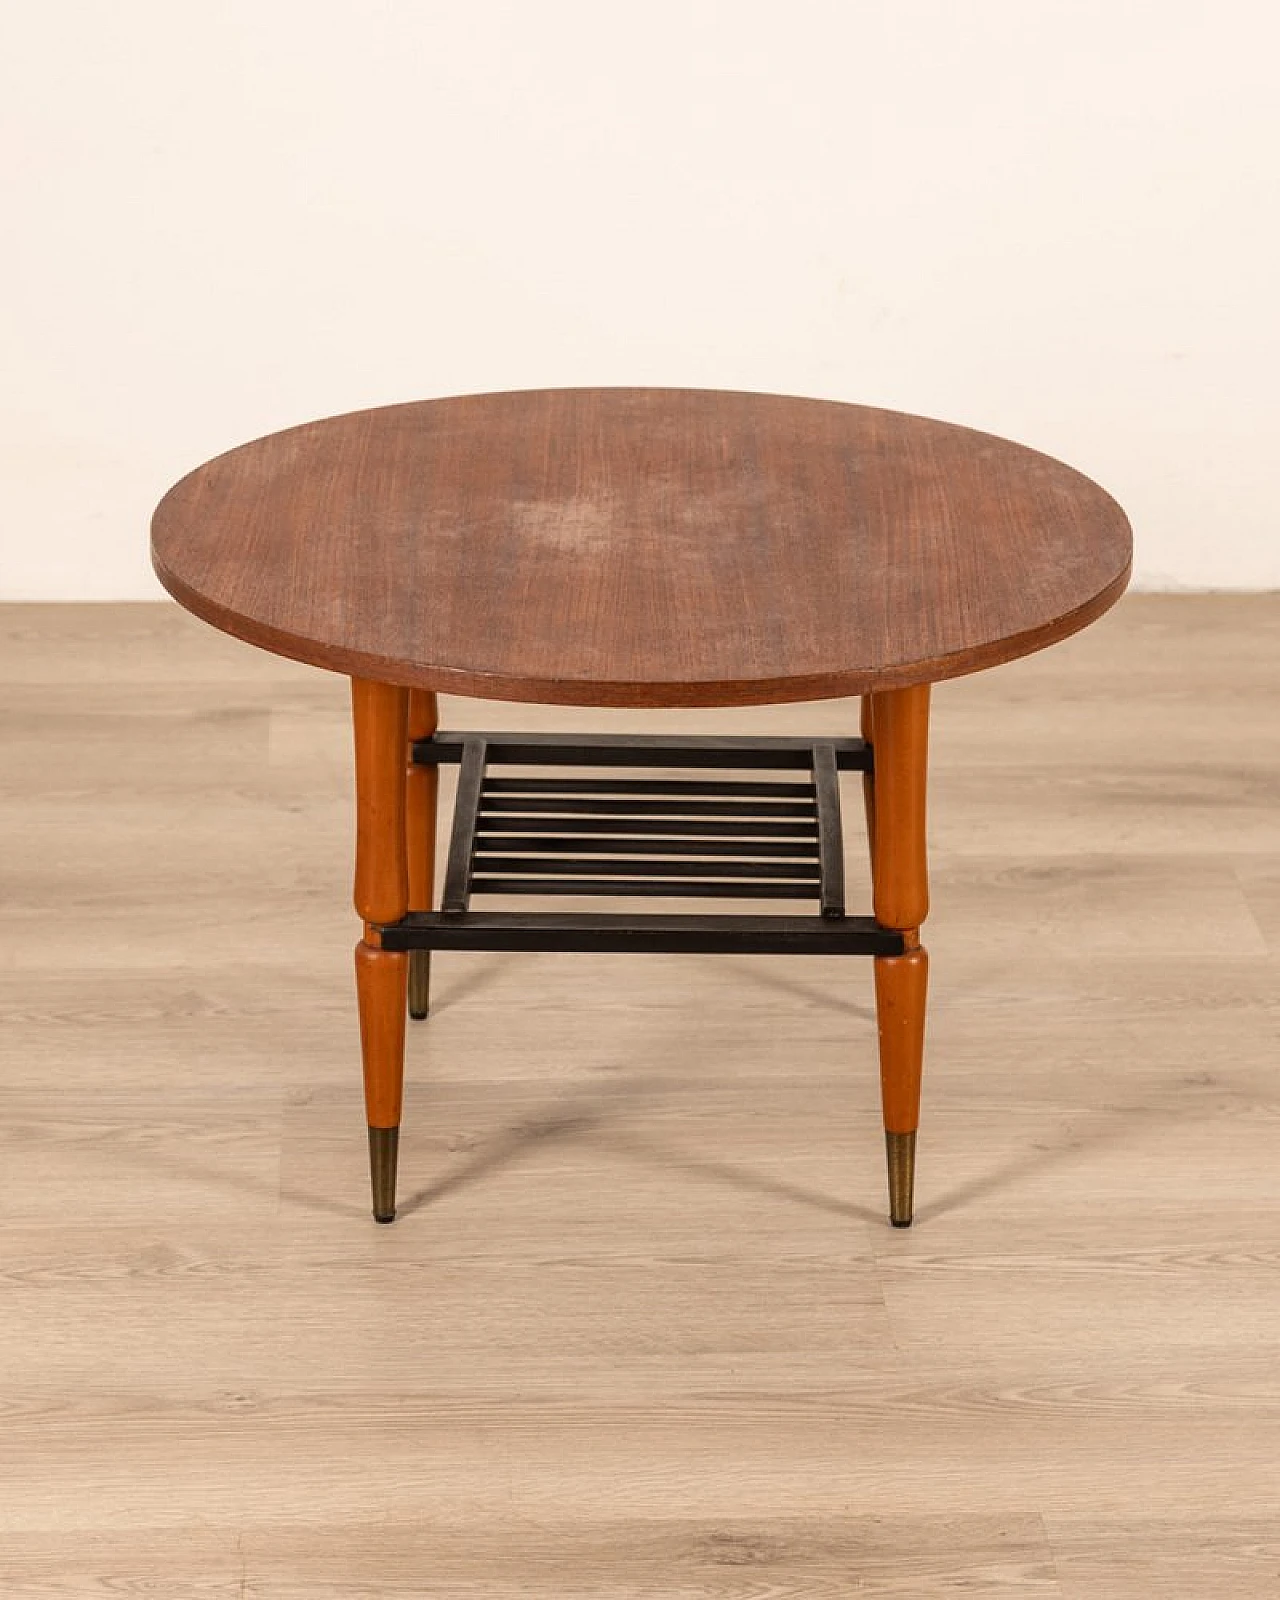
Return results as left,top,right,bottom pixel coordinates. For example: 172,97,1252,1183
870,685,930,934
874,948,928,1225
868,683,931,1226
355,939,407,1221
860,693,876,867
405,689,439,1020
351,678,410,1222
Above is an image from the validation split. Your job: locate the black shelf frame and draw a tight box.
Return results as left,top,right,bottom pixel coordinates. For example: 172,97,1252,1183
377,730,903,958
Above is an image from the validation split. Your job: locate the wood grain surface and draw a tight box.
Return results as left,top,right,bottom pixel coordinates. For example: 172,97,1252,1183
3,597,1277,1599
151,389,1132,706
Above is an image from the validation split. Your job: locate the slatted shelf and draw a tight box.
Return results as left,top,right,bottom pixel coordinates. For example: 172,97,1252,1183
377,729,903,957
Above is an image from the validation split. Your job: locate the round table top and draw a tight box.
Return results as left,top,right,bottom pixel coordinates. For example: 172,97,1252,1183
151,388,1131,708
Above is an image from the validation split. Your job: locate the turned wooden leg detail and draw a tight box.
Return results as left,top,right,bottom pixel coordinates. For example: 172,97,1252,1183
352,678,410,1223
405,689,439,1020
868,683,931,1227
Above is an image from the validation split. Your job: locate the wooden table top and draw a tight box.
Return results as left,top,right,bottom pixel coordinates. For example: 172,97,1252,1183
151,388,1131,708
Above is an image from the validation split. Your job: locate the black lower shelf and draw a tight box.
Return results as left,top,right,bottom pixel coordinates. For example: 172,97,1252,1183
388,727,895,957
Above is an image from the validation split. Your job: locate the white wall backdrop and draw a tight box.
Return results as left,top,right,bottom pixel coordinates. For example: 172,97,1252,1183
2,0,1276,598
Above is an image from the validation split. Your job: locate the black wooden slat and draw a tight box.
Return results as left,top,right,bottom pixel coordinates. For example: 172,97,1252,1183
379,910,905,957
474,816,818,838
481,777,816,798
478,796,817,818
474,835,819,858
440,738,486,914
812,742,846,919
471,877,819,899
414,731,871,771
471,856,821,881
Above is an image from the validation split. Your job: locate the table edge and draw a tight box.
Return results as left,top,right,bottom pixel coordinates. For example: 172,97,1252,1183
151,543,1133,708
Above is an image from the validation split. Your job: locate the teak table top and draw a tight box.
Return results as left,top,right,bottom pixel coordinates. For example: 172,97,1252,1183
151,388,1132,707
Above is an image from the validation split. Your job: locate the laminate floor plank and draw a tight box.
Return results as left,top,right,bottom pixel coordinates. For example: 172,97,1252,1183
1232,853,1280,953
1047,1517,1280,1600
0,1514,1063,1598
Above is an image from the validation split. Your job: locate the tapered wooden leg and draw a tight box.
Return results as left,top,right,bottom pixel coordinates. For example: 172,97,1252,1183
868,683,931,1227
352,678,410,1222
355,939,406,1221
875,948,928,1226
405,689,439,1020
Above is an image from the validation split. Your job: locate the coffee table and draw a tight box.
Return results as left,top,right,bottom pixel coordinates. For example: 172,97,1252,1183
151,388,1131,1228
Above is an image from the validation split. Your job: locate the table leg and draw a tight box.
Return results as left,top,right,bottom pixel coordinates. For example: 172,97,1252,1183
859,693,876,866
868,683,930,1227
351,679,410,1223
405,690,439,1019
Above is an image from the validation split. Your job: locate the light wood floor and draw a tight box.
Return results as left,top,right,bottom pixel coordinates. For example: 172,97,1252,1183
1,597,1278,1598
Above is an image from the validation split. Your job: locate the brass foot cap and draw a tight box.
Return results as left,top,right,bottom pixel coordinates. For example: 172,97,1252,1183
885,1129,917,1228
408,950,431,1021
368,1125,400,1225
